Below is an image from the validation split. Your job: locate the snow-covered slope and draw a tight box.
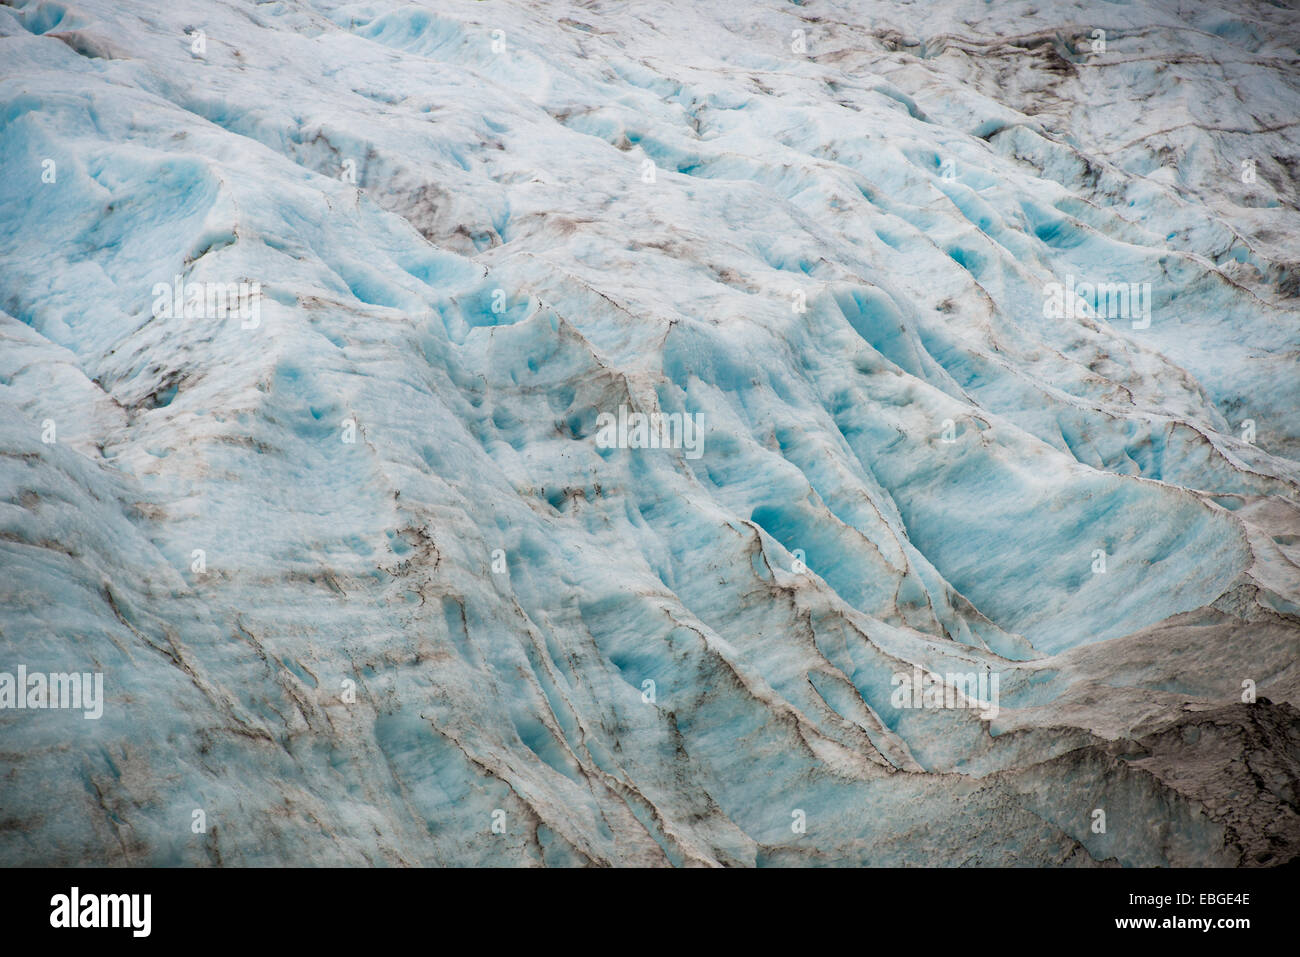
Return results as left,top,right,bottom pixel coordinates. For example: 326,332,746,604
1,0,1298,866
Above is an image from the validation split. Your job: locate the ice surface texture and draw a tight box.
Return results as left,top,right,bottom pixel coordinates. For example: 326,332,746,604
1,0,1298,866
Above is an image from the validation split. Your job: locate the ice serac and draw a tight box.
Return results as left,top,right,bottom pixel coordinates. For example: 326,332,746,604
0,0,1298,866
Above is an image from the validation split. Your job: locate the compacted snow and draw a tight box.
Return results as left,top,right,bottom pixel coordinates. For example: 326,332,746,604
1,0,1298,865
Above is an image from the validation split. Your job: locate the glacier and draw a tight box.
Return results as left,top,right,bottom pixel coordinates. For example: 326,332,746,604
0,0,1298,866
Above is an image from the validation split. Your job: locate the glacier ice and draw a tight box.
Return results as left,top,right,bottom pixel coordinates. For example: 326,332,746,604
0,0,1298,866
